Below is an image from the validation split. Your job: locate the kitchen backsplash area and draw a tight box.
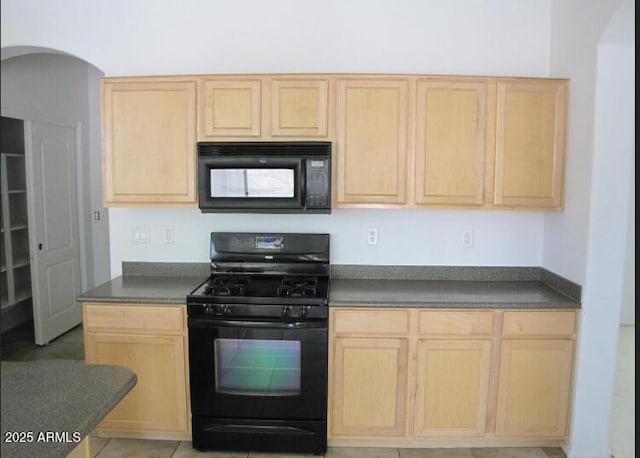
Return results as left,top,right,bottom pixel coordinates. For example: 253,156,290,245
107,206,544,277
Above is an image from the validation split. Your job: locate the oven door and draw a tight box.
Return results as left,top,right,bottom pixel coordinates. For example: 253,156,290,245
198,156,304,212
188,317,327,421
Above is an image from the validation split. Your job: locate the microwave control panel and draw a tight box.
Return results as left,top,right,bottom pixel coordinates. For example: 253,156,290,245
305,158,330,209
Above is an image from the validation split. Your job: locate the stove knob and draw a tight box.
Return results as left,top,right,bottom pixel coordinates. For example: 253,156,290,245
282,305,290,317
222,305,231,316
300,306,309,318
202,304,212,314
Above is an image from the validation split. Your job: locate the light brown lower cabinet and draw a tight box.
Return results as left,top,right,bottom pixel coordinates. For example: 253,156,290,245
329,308,577,447
82,303,191,440
494,311,577,438
331,337,409,436
414,338,492,437
330,308,410,437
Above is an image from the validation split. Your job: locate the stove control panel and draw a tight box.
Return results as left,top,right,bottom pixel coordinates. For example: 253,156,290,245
190,303,327,320
282,305,309,318
202,304,231,316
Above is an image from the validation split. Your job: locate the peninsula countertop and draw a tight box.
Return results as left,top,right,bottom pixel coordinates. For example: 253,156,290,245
1,359,136,458
76,274,207,304
76,263,580,309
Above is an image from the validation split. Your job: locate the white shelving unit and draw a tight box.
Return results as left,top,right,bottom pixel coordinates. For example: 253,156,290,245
1,117,33,332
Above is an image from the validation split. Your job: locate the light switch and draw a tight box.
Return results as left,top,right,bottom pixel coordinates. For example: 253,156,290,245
132,225,150,244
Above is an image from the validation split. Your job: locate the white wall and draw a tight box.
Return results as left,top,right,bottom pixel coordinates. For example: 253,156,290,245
548,0,634,456
544,0,624,283
620,185,635,325
568,40,634,458
1,0,551,77
108,208,543,277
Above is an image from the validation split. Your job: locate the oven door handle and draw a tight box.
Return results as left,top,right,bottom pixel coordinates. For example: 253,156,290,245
188,317,327,330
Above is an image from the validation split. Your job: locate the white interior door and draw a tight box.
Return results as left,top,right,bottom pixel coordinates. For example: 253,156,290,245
25,121,82,345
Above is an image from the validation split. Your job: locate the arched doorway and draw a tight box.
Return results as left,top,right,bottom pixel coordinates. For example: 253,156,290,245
1,47,109,344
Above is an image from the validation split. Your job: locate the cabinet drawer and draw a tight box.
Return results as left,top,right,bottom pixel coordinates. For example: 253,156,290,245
333,309,410,336
502,311,576,337
418,310,494,336
83,304,185,334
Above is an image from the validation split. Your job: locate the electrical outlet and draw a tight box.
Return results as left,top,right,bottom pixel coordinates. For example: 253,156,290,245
162,225,175,244
132,225,150,244
462,230,474,248
367,227,379,246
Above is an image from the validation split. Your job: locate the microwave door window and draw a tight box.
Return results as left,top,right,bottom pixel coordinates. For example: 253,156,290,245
210,169,247,197
210,169,295,198
246,169,294,197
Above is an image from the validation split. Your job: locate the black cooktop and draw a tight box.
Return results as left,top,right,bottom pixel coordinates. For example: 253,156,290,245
187,232,331,312
188,273,329,306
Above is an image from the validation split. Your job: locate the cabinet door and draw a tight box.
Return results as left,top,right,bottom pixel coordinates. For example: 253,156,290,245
495,339,574,437
415,81,487,206
199,79,261,138
102,80,197,206
414,339,491,437
270,79,329,137
84,331,189,435
335,79,409,205
493,80,568,209
331,337,408,437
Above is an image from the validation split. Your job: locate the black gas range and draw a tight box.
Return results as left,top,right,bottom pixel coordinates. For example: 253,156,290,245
186,232,329,455
187,232,330,318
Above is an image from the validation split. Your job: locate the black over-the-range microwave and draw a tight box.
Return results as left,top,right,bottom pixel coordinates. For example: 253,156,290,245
197,141,331,214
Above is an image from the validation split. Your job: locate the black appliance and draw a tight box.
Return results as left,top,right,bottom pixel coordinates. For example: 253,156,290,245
187,232,330,455
197,141,331,214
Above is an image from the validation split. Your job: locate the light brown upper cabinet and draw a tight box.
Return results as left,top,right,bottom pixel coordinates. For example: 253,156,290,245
333,75,568,210
197,77,330,140
101,78,197,206
493,80,568,209
198,78,262,138
335,78,410,205
270,79,329,137
414,80,489,206
100,73,568,210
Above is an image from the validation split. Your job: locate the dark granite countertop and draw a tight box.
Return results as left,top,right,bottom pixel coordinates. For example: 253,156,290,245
76,262,580,309
329,265,580,308
1,359,136,458
77,274,207,304
329,279,579,308
77,261,209,304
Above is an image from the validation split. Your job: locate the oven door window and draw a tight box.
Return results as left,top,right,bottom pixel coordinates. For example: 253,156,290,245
210,169,295,198
214,338,301,396
188,320,327,420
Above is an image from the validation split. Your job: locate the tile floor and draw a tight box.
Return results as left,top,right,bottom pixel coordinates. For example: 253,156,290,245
83,438,568,458
609,325,635,458
1,322,634,457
